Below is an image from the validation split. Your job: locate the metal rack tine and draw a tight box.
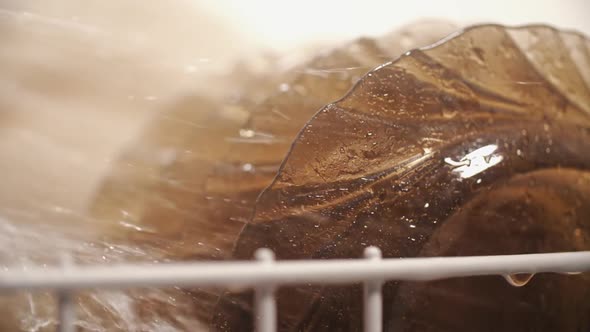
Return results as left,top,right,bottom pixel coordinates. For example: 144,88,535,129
254,248,277,332
57,291,75,332
363,247,383,332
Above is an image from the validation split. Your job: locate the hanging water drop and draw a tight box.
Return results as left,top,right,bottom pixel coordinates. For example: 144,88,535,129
503,273,534,287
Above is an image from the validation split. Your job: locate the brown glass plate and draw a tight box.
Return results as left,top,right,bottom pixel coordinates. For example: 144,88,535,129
214,24,590,332
87,21,458,329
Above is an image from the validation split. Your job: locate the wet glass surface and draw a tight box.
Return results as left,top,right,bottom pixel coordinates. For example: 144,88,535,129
2,14,589,330
214,25,590,331
88,21,458,329
0,16,460,331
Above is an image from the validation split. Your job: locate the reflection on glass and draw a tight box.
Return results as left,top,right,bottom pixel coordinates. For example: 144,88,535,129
444,144,503,178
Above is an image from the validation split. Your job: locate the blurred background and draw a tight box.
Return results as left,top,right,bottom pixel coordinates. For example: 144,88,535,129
0,0,588,219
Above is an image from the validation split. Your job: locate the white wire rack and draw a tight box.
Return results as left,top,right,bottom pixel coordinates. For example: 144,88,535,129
1,247,589,332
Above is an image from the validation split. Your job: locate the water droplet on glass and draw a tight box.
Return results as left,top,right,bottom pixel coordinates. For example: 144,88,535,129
239,128,255,138
471,47,486,64
279,83,290,92
442,108,458,119
503,273,534,287
242,163,254,172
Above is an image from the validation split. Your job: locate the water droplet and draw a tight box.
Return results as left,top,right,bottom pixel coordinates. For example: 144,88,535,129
442,108,458,119
476,178,482,184
119,221,144,232
239,128,255,138
471,47,486,63
424,202,430,208
516,149,523,157
242,163,254,172
503,273,534,287
279,83,290,92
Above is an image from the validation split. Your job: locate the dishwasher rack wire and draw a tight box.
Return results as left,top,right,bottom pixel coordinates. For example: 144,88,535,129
1,248,589,332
